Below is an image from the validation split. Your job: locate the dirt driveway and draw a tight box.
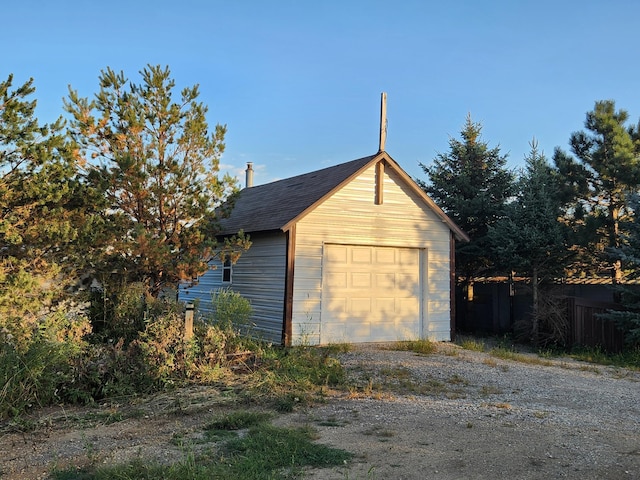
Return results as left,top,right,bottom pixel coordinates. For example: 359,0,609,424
277,343,640,480
1,342,639,479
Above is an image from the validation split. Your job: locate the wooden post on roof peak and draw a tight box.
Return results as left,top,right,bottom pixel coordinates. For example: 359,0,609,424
378,92,387,152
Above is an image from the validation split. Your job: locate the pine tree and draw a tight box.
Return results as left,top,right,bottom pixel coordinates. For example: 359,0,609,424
418,115,514,283
489,141,568,343
0,74,87,348
553,100,640,287
599,193,640,346
65,65,249,299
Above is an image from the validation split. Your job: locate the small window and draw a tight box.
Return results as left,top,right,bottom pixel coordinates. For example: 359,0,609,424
222,259,232,283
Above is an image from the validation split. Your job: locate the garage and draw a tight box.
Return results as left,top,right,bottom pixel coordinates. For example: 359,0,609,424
320,244,422,343
184,152,468,345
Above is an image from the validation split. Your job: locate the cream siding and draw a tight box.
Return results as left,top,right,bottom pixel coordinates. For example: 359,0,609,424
291,163,452,344
180,232,287,344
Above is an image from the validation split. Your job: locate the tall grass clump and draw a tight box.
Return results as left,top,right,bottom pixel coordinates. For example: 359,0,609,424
0,300,92,419
390,339,437,355
457,336,486,352
250,346,346,411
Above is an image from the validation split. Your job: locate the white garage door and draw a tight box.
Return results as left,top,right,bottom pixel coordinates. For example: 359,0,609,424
320,244,422,343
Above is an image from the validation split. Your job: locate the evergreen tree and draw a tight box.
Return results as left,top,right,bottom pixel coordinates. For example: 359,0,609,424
553,100,640,287
65,65,249,299
489,141,568,343
0,74,87,348
600,193,640,346
418,115,514,284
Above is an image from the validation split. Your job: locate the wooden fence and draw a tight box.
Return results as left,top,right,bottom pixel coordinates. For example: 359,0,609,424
566,297,625,352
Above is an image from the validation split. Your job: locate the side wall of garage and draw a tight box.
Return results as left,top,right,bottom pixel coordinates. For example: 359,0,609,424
291,161,452,345
180,231,287,344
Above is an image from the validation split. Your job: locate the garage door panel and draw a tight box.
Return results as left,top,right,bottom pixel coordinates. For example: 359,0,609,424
375,273,395,289
375,297,395,313
326,246,348,263
398,248,419,265
326,271,347,288
375,248,396,264
397,273,420,292
352,272,372,288
323,322,370,343
322,323,347,342
351,247,372,263
321,244,422,343
369,326,396,341
350,297,371,313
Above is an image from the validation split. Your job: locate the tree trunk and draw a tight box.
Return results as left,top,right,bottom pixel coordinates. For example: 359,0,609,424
610,204,622,303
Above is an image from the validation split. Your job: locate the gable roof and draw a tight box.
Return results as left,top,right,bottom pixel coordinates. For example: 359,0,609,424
216,151,469,241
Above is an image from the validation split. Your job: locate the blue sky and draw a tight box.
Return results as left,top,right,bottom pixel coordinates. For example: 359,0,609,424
4,0,640,186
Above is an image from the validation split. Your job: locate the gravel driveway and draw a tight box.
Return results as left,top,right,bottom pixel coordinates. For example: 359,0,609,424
277,342,640,480
2,341,639,480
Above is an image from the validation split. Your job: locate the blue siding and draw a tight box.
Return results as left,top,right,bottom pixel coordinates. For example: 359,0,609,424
179,232,287,344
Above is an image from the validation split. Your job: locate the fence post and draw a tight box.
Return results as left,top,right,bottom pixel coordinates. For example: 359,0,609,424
184,302,194,341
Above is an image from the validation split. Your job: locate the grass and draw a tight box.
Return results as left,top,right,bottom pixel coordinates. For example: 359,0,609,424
247,345,347,412
49,344,354,480
316,415,349,427
52,411,352,480
388,339,437,355
489,347,554,366
36,334,640,479
460,334,640,371
205,410,272,431
222,423,351,478
457,337,486,352
568,346,640,370
480,385,503,396
348,363,468,399
322,343,353,354
363,425,395,440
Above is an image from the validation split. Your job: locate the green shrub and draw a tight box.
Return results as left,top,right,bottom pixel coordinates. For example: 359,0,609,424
137,298,200,387
210,288,253,329
88,282,148,343
70,340,152,400
0,300,92,419
1,285,350,420
0,268,61,353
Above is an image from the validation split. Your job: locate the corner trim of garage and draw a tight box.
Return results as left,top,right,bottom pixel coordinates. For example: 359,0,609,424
282,224,296,346
450,232,456,341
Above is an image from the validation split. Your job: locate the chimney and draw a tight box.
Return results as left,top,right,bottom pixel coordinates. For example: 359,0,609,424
245,162,254,188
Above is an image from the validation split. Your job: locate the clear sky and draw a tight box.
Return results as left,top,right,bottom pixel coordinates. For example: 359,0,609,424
4,0,640,186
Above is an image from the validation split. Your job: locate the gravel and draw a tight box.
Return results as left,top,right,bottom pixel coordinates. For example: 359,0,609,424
2,341,639,480
276,342,640,480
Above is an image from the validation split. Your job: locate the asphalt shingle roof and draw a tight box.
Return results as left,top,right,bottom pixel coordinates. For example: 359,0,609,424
216,155,376,235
